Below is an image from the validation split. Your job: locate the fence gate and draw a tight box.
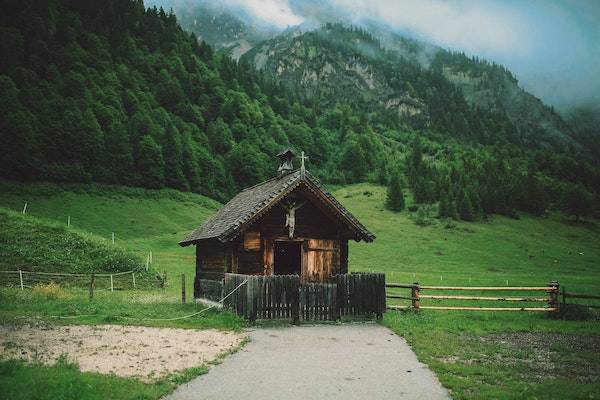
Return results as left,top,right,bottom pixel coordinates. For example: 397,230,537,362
222,273,385,322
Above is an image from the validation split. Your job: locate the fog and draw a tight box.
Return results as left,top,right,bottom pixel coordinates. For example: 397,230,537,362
147,0,600,112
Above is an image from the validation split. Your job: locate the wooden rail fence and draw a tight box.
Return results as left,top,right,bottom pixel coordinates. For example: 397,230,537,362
222,273,386,323
386,281,560,312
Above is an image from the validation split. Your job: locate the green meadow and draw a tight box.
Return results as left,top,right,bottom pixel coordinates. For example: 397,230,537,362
0,180,599,399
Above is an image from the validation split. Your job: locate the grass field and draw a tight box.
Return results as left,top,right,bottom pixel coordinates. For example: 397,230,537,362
0,179,599,399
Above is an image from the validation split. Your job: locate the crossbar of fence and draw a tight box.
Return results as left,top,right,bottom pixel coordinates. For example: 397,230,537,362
386,281,561,312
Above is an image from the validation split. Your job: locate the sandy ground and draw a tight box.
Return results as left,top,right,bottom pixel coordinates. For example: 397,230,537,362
0,324,245,382
165,324,449,400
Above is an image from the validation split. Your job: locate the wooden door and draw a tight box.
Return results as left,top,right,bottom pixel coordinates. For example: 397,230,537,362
304,239,339,281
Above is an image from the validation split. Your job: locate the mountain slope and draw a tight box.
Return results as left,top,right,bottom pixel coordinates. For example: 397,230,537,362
242,23,576,151
0,1,597,220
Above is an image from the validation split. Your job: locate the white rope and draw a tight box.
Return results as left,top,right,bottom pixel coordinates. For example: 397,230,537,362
121,279,247,321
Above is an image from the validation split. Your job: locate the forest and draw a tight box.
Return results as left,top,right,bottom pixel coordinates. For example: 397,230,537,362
0,0,598,220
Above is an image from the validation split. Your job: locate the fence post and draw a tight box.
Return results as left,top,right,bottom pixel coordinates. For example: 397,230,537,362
89,273,95,301
292,276,300,325
181,274,186,304
549,281,559,312
412,282,420,310
19,270,23,290
110,274,114,292
132,272,136,289
246,277,256,323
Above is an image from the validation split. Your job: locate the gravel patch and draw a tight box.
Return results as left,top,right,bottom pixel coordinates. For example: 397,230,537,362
0,324,245,382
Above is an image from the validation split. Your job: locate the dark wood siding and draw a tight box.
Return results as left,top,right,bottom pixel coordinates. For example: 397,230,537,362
233,235,264,275
250,190,342,239
195,239,229,281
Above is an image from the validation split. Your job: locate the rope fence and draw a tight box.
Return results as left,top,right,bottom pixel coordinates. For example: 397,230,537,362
0,269,142,291
12,279,248,322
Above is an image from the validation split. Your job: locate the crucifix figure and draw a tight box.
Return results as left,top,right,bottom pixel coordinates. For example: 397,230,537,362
280,199,306,238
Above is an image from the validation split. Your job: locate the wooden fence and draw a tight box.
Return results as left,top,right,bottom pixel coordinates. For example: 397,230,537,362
386,281,560,312
222,273,386,323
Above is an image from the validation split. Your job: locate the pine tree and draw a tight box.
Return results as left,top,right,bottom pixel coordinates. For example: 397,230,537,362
162,125,189,191
386,171,405,212
458,190,475,221
448,196,459,220
438,191,450,218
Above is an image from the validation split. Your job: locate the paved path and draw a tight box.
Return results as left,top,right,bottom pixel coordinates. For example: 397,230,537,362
164,323,449,400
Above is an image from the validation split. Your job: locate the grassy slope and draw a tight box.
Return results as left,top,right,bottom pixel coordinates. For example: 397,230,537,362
3,180,599,290
339,184,600,293
1,180,599,399
0,180,220,296
0,207,141,274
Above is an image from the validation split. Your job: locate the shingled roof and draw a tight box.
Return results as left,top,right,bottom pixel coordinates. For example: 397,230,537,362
179,169,375,246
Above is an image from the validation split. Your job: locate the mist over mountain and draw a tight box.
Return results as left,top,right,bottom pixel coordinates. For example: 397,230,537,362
147,0,600,113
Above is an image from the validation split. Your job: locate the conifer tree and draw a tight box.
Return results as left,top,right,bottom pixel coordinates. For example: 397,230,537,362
448,196,459,220
458,190,475,221
386,171,405,212
162,124,189,191
438,191,450,218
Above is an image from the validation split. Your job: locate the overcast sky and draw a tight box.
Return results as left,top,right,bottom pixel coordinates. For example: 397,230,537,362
149,0,600,111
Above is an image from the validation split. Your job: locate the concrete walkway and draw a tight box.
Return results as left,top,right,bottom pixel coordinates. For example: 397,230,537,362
164,323,449,400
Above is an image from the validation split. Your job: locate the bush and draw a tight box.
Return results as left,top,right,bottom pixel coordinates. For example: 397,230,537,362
32,282,69,300
414,205,435,226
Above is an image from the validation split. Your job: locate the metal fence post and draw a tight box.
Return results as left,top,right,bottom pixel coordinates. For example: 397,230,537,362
110,274,114,292
19,270,23,290
132,272,136,289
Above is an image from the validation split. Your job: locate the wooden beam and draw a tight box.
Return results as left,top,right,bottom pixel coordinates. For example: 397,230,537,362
418,286,551,291
386,283,417,289
419,295,549,302
419,306,556,311
386,295,416,300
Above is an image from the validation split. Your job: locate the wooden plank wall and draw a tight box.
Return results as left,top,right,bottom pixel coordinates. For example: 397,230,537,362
223,272,385,322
